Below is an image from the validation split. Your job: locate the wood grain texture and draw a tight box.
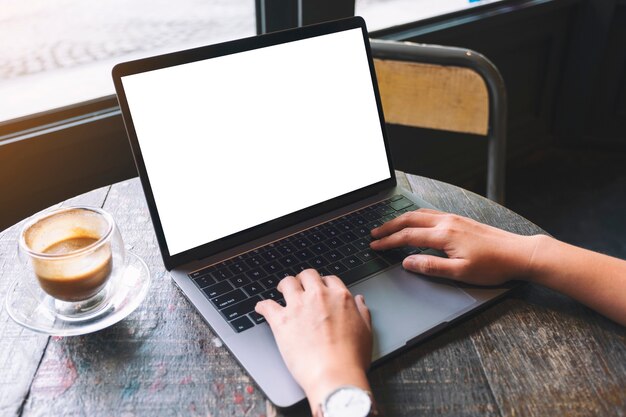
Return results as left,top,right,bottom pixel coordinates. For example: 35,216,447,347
0,186,110,417
21,180,270,417
374,59,489,136
4,174,625,417
406,175,626,416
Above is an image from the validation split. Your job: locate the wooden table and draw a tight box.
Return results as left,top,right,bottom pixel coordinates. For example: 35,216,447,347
1,173,625,417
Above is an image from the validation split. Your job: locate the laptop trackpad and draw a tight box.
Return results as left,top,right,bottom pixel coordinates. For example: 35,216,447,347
350,267,476,359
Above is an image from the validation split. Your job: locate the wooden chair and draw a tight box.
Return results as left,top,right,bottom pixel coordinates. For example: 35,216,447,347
370,39,507,204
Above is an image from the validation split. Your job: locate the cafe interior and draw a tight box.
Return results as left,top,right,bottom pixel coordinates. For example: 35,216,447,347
0,0,624,416
2,0,625,258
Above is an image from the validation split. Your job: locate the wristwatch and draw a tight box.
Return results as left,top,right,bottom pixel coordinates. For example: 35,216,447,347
317,385,379,417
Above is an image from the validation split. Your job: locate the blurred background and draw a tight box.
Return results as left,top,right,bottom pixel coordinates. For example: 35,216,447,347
1,0,625,258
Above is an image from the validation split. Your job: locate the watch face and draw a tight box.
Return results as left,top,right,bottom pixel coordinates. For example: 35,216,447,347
325,386,371,417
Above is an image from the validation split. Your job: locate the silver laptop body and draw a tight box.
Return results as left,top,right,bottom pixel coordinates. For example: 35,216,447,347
112,17,511,408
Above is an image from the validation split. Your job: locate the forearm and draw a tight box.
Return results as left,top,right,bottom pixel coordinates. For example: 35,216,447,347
527,235,626,325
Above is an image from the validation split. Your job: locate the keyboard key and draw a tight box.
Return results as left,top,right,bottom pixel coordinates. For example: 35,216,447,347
382,249,406,263
249,311,266,324
352,215,367,226
328,262,348,275
399,246,420,256
323,226,341,237
276,298,286,307
390,194,403,201
327,237,344,248
276,268,297,278
326,250,342,262
310,256,329,268
277,243,296,256
341,256,363,269
363,211,379,221
294,249,314,260
353,237,371,250
221,296,262,321
211,288,247,309
245,268,264,281
356,249,378,262
228,275,251,288
339,258,390,285
211,268,233,281
261,288,282,301
308,232,325,242
260,276,279,289
318,267,331,276
229,262,249,275
262,261,281,274
243,281,265,296
337,222,354,232
390,197,414,211
230,316,254,333
261,249,280,262
293,238,311,248
340,231,357,242
366,220,382,229
193,274,216,289
244,256,264,269
338,243,358,256
379,206,396,216
311,242,330,255
203,280,234,298
190,267,212,279
279,255,297,267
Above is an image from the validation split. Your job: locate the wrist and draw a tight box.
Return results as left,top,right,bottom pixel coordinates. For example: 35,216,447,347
304,366,371,414
523,234,555,284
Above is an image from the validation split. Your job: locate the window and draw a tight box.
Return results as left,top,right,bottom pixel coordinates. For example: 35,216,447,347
356,0,505,31
0,0,255,124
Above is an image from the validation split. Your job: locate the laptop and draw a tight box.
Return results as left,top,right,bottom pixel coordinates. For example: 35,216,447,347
112,17,511,407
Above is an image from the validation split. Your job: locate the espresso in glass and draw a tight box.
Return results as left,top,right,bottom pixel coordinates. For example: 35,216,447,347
19,207,124,318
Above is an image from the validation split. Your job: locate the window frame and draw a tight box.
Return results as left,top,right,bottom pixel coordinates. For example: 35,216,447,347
0,0,542,141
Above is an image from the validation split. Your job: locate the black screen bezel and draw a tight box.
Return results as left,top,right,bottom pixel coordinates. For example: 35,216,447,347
112,17,396,270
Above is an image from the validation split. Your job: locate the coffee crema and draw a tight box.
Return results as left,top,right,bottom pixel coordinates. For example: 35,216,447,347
33,235,113,302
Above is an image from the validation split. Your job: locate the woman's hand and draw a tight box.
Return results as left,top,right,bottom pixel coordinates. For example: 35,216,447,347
255,269,373,412
370,208,542,285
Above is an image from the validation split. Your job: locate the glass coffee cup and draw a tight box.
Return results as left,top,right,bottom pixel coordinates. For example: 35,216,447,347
18,206,126,320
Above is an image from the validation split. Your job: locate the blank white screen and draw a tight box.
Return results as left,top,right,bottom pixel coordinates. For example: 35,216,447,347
121,28,390,256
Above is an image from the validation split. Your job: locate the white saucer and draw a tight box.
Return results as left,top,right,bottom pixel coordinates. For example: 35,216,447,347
5,252,151,336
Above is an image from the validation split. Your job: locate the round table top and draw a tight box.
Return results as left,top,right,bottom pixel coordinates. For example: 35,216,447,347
1,173,624,417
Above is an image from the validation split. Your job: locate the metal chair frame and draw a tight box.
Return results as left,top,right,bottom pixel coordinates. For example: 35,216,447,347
370,39,507,204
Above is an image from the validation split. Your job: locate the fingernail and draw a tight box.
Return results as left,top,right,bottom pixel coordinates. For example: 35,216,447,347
403,257,417,269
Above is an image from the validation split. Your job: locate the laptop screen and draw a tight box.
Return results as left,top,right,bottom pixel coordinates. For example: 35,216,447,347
120,27,391,256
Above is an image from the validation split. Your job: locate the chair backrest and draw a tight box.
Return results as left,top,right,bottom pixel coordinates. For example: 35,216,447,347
370,40,507,204
374,59,489,135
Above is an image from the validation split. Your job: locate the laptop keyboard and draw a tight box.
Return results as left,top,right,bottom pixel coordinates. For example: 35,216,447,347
188,195,422,333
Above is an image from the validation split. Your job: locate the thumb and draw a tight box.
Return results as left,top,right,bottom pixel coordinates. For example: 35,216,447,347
402,254,465,279
355,294,372,330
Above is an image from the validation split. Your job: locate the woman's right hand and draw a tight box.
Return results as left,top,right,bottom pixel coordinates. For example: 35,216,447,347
370,208,544,285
